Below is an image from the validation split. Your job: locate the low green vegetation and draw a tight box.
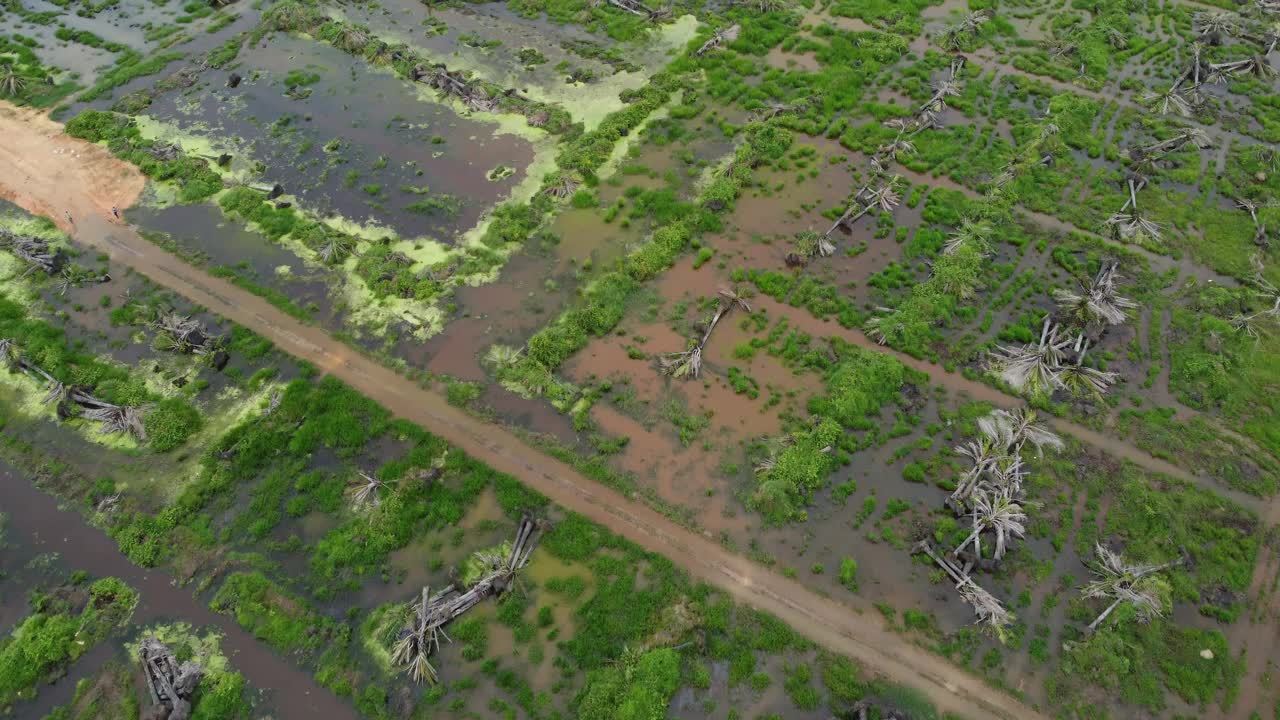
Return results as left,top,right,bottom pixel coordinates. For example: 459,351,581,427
65,110,223,203
0,576,137,707
0,35,80,107
0,292,203,451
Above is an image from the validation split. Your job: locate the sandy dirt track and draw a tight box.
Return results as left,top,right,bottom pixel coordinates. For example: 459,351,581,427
0,101,1058,720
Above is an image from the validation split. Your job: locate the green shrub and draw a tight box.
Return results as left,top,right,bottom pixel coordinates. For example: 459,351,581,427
145,398,203,451
576,648,681,720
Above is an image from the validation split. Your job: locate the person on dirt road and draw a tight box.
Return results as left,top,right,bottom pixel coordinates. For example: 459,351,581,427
111,206,119,220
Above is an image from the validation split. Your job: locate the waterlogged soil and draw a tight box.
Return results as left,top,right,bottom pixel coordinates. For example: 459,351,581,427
0,459,358,720
146,33,533,241
9,0,255,96
408,112,735,380
4,14,116,87
0,106,1043,720
345,1,697,130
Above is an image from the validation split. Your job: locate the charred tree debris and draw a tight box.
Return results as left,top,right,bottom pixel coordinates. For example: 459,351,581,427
391,515,540,684
0,338,149,440
0,227,68,276
140,637,204,720
151,310,220,355
416,64,500,113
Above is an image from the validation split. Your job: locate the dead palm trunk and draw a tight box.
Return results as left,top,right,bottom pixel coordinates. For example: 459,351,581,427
392,516,540,683
913,541,1013,639
1081,543,1184,632
659,289,751,380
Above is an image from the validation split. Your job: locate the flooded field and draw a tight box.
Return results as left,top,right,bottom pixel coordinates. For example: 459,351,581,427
2,0,1279,718
143,33,534,240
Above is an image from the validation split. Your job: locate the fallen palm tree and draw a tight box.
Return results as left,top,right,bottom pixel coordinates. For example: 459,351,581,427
1195,10,1241,45
140,637,203,720
152,310,217,355
1081,543,1183,633
316,233,357,264
54,266,111,296
987,119,1059,195
950,408,1057,507
751,97,811,122
1054,351,1119,397
1105,177,1162,241
658,288,751,379
982,408,1064,456
913,541,1013,640
391,516,539,683
790,229,836,263
1128,128,1212,164
987,316,1071,394
987,316,1119,398
876,56,965,154
871,135,917,171
919,410,1060,641
347,470,394,511
1235,198,1271,249
951,435,1009,505
1208,55,1276,82
953,484,1026,561
0,338,15,370
414,65,499,112
886,53,962,134
941,218,993,256
2,228,110,293
1054,261,1138,328
541,171,582,200
695,24,740,56
2,342,149,440
940,11,992,51
78,395,148,440
825,175,902,237
146,142,183,162
1230,255,1280,337
593,0,666,19
918,60,964,116
1140,82,1201,118
0,228,66,277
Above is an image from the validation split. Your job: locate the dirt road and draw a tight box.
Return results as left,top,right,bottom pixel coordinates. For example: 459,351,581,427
0,102,1049,720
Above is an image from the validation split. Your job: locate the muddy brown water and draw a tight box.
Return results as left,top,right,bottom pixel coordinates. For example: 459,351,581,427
0,107,1046,720
0,460,358,720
